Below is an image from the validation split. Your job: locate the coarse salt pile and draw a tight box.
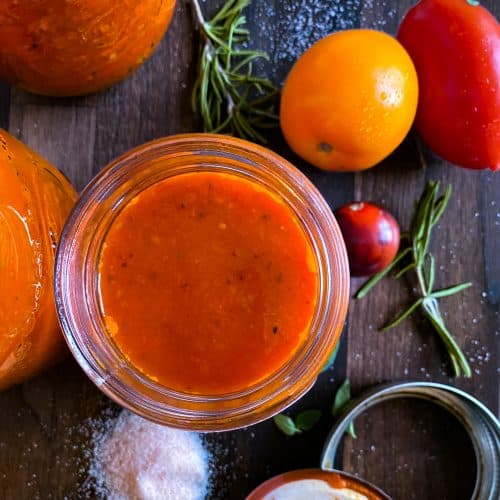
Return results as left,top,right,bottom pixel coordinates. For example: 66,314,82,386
90,411,210,500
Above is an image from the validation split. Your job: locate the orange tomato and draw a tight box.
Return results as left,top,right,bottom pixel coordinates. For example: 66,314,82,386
280,29,418,172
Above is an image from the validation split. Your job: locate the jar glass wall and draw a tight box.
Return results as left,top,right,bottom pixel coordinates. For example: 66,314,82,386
0,129,77,390
55,134,349,431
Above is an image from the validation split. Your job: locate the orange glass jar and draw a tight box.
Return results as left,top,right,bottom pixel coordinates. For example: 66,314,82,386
55,134,349,430
0,130,77,390
247,469,389,499
0,0,176,96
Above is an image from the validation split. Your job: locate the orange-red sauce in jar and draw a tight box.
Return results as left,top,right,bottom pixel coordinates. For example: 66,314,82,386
98,171,318,395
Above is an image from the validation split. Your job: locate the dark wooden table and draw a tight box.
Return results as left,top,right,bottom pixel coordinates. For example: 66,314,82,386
0,1,498,499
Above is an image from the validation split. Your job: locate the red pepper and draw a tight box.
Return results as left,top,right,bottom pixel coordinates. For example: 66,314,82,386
398,0,500,171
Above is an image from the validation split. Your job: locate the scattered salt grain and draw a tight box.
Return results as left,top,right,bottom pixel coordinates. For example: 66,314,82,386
252,0,399,83
89,411,210,500
271,0,360,63
251,0,360,82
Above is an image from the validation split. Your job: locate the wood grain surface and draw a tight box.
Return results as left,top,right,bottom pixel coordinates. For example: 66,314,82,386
0,1,498,499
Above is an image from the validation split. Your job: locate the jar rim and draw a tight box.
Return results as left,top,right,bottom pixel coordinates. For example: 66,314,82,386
320,381,500,499
55,133,350,431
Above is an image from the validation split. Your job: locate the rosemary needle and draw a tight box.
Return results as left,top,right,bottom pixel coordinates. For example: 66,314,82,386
356,181,472,378
189,0,279,143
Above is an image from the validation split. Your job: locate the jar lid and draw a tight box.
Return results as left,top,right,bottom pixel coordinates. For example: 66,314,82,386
320,381,500,500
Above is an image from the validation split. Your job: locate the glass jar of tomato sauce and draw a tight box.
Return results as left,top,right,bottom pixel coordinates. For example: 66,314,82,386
55,134,349,430
0,130,77,390
0,0,176,96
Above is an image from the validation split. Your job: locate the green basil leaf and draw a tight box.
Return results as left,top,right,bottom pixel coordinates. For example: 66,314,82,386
346,421,357,439
332,379,352,416
321,345,339,373
295,409,322,431
332,379,357,439
273,414,300,436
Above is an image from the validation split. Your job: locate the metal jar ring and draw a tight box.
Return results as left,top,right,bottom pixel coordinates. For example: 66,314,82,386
320,381,500,500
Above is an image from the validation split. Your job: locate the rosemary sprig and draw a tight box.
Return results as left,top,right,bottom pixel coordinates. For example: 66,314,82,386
356,181,472,377
189,0,279,143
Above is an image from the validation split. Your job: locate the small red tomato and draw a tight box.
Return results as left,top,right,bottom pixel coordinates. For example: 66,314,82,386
397,0,500,171
335,202,400,277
